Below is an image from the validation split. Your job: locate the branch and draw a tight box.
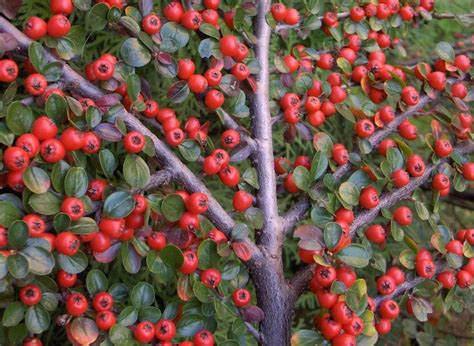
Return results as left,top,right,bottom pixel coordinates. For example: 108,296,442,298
144,170,173,190
219,109,257,153
374,260,446,308
288,140,473,299
350,140,474,237
251,0,282,249
0,16,269,264
432,12,474,19
287,264,315,303
245,322,263,344
275,12,349,32
373,277,424,308
275,11,474,33
282,95,435,235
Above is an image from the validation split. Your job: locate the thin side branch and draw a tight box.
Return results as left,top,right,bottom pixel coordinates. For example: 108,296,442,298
282,95,436,235
144,170,173,190
374,261,447,308
373,277,424,308
350,140,474,237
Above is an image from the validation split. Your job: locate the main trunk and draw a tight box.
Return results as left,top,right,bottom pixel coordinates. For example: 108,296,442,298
250,256,293,346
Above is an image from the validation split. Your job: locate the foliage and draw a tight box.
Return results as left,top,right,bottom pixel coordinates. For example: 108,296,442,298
0,0,472,345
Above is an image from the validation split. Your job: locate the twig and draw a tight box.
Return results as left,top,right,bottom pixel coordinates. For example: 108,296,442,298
281,95,437,235
245,322,263,344
373,277,424,308
350,140,474,237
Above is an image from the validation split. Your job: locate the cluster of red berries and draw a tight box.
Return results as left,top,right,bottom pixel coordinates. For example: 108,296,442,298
23,0,75,40
310,265,365,345
3,120,100,193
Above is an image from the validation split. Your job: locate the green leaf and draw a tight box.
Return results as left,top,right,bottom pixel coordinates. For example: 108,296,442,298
103,191,135,218
51,160,70,193
415,201,430,221
160,245,184,269
23,167,51,194
28,192,61,215
391,221,404,242
45,94,68,124
291,329,323,346
2,301,25,327
310,152,328,181
198,38,222,59
198,239,220,269
7,253,29,279
336,244,370,268
121,242,141,274
338,182,360,206
25,305,50,334
313,132,333,155
20,246,55,275
69,217,98,234
232,223,250,240
54,213,71,233
109,324,133,343
117,306,138,326
28,42,48,72
161,194,185,222
123,154,150,188
294,73,314,94
126,74,141,102
6,102,33,135
324,222,343,250
177,314,206,337
311,206,333,228
199,23,220,40
0,201,22,228
64,167,88,198
86,3,109,31
435,42,455,63
139,306,162,323
99,149,117,178
387,147,404,171
293,166,310,191
7,221,29,248
86,269,108,295
178,140,201,162
121,38,151,67
58,251,88,274
160,22,190,53
130,282,155,308
73,0,91,11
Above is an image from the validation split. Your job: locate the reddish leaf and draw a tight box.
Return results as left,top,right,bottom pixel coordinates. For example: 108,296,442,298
94,123,123,142
164,227,194,248
96,94,121,110
157,52,172,65
69,318,99,345
94,242,121,263
0,33,18,52
177,274,193,301
431,120,442,141
0,0,22,19
240,305,265,323
294,224,324,251
246,76,258,93
232,241,252,261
